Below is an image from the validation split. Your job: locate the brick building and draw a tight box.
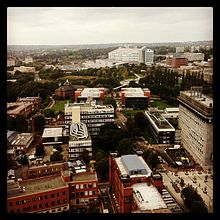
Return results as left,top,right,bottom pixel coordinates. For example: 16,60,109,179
166,55,188,68
55,79,75,100
109,153,164,213
7,174,70,213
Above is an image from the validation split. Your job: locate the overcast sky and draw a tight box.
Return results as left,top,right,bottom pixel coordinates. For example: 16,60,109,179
7,7,213,45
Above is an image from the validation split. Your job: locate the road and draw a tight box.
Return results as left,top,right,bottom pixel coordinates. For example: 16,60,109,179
45,95,55,109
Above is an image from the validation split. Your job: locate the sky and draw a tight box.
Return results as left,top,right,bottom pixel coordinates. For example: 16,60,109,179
7,7,213,45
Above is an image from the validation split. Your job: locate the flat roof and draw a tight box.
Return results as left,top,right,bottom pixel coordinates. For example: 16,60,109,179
115,155,152,177
132,183,167,211
72,172,97,182
80,88,105,98
69,122,90,140
181,90,213,108
42,127,63,138
10,133,33,146
7,175,68,198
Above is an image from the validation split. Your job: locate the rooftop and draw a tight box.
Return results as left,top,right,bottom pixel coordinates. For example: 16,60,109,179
42,127,63,138
9,133,34,146
132,183,167,211
115,154,152,177
72,172,97,182
7,175,68,198
7,102,33,115
79,88,105,98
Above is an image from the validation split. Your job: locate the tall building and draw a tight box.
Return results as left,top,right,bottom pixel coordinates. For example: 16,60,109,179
109,153,169,213
120,88,150,109
177,87,213,169
108,46,154,65
65,99,115,137
68,122,92,160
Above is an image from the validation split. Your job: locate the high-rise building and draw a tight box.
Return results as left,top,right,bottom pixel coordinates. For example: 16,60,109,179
65,99,114,138
178,87,213,169
108,46,154,65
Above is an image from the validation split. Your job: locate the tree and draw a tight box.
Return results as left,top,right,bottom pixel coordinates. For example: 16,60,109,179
7,115,28,132
134,112,147,129
17,155,29,166
50,151,63,162
103,96,117,109
44,109,55,117
35,144,45,157
34,115,45,132
131,128,143,138
81,149,90,166
116,138,133,155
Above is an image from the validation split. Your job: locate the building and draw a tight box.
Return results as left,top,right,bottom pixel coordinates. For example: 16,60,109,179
55,79,75,100
166,54,188,68
7,174,70,213
75,88,107,105
177,87,213,169
109,153,168,213
7,57,16,67
67,171,99,207
42,127,68,145
109,46,154,65
7,102,34,118
24,56,34,64
13,66,35,73
176,47,184,53
7,131,34,155
161,108,179,119
120,88,150,109
16,96,42,111
132,183,170,213
18,162,69,180
68,122,92,160
144,108,175,144
65,99,115,137
183,52,205,62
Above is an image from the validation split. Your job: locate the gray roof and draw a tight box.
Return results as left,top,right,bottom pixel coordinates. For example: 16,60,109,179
7,131,18,142
121,154,147,175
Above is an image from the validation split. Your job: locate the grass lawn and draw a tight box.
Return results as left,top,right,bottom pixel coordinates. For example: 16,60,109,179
151,100,176,110
51,99,71,112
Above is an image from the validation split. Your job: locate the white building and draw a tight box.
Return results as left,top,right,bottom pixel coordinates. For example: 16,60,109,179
178,87,213,169
65,99,115,137
7,57,16,67
24,56,33,64
68,122,92,160
13,66,35,73
183,52,205,62
108,46,154,65
176,47,184,53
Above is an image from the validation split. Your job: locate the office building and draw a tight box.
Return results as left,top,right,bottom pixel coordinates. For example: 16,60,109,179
183,52,205,62
120,88,150,109
144,108,175,144
16,96,42,111
65,99,114,137
109,46,154,65
68,122,92,160
75,88,106,105
178,87,213,169
109,153,168,213
166,54,188,68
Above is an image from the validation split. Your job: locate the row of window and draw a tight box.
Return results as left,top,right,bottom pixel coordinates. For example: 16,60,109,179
12,192,67,206
72,190,97,197
29,167,64,174
9,200,68,213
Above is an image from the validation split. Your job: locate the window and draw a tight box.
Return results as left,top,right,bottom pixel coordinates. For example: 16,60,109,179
51,194,54,198
45,203,49,207
51,201,55,206
39,196,43,201
9,202,13,206
45,195,48,199
80,184,83,189
63,191,66,195
57,200,61,204
76,184,79,189
16,201,20,205
33,205,37,210
32,197,37,202
39,204,43,208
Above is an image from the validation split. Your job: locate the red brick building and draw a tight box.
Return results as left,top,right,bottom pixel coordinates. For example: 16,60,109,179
55,79,75,100
166,56,188,68
109,153,164,213
7,174,69,213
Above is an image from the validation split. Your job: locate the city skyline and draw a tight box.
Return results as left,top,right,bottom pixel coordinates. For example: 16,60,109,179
7,7,213,45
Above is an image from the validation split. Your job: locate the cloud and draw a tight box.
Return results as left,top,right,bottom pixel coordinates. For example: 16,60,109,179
7,7,213,45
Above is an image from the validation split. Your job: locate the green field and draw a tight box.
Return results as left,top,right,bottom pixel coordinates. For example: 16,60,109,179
121,109,144,117
51,99,71,112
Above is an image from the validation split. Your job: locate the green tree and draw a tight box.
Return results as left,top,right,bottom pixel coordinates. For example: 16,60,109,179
35,144,45,157
17,155,29,166
103,96,117,109
34,115,45,132
44,109,55,117
7,115,28,132
117,138,133,155
50,151,63,162
134,112,147,129
81,149,90,166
